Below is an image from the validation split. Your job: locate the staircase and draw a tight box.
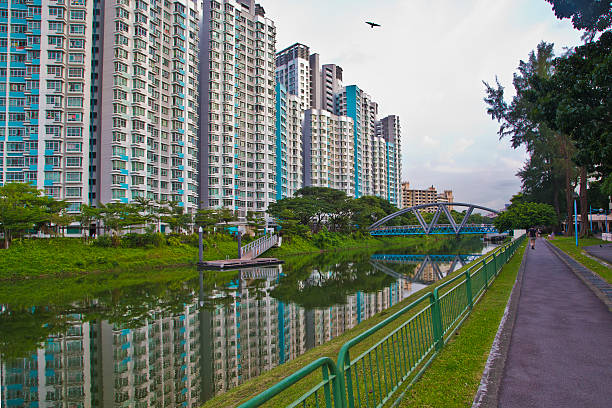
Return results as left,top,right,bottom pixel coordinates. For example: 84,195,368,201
240,234,280,259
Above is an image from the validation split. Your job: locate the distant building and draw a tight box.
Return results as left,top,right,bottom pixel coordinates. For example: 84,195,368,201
401,182,453,212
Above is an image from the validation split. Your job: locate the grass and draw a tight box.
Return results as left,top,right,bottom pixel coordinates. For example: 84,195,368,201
0,233,444,280
200,242,522,408
549,236,612,283
0,235,239,280
396,241,526,407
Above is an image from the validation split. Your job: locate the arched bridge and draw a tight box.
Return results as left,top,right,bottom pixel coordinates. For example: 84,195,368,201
369,202,499,236
369,254,481,283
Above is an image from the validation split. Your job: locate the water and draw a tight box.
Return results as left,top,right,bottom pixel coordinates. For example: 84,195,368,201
0,237,496,407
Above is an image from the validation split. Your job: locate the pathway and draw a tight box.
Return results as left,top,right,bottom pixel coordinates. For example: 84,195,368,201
498,238,612,408
584,243,612,264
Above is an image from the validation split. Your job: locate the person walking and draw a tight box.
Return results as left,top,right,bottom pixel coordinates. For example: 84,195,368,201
528,226,537,249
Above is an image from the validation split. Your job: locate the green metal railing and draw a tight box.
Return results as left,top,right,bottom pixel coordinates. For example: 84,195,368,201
239,236,525,408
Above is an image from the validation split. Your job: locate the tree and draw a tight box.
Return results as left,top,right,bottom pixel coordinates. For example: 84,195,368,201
0,183,57,248
160,201,192,234
544,0,612,38
494,202,557,232
484,41,575,232
194,209,220,235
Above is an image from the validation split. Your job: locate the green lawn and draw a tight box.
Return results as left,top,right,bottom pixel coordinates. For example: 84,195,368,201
396,242,526,407
0,236,238,279
549,237,612,283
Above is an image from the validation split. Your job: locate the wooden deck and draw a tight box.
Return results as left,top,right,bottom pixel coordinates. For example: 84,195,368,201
199,257,284,270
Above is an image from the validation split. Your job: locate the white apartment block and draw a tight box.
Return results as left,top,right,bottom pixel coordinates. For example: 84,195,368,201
303,108,354,197
0,0,94,214
198,0,277,218
93,0,201,212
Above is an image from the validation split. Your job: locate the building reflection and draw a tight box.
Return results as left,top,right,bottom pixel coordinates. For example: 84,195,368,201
1,254,474,407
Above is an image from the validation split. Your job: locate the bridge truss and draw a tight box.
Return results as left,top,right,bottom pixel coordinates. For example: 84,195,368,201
369,202,499,236
370,254,481,283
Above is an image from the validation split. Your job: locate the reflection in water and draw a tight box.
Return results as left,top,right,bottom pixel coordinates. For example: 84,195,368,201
0,239,493,407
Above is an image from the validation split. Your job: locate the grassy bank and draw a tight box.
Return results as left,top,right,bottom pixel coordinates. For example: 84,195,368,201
0,236,238,280
200,243,517,408
0,233,451,280
549,237,612,283
397,241,526,407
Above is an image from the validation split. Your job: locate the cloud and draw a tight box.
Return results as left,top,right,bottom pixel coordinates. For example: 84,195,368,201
263,0,583,205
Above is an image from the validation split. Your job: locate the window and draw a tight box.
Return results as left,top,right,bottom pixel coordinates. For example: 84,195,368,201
45,171,61,182
65,187,81,197
69,53,84,63
69,24,85,35
112,174,126,184
69,39,85,49
45,156,61,167
67,97,83,107
66,142,81,152
70,10,86,20
112,189,126,199
66,127,82,138
68,82,83,92
66,157,82,167
68,67,84,78
45,141,60,151
67,112,82,122
112,160,126,170
49,22,64,32
65,172,82,182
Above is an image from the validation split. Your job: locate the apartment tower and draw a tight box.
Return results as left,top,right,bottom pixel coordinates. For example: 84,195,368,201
198,0,277,218
0,0,94,214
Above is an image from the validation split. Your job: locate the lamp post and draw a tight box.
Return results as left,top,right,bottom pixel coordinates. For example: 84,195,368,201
589,205,593,232
198,226,203,264
573,191,579,247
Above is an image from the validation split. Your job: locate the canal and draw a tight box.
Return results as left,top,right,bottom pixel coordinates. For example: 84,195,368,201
0,236,497,407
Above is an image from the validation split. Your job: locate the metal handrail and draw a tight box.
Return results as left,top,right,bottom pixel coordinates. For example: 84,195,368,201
240,234,278,259
237,236,525,408
237,357,343,408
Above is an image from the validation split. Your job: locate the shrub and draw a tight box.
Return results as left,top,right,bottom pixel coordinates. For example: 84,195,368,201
93,235,113,247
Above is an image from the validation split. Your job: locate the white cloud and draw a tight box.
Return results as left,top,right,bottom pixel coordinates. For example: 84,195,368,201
263,0,583,205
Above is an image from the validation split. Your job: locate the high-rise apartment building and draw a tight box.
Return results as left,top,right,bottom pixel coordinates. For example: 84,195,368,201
198,0,277,218
302,108,354,196
376,115,401,207
92,0,201,211
0,0,94,214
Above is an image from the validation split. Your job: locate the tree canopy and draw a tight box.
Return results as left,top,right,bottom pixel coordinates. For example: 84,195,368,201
494,202,558,232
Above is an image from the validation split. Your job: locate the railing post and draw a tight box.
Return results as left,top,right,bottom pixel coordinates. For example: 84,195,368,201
430,291,443,351
483,259,489,288
465,270,473,309
493,252,498,275
337,348,352,408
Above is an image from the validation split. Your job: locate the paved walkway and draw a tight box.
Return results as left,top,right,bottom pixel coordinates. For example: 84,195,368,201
498,238,612,408
584,243,612,264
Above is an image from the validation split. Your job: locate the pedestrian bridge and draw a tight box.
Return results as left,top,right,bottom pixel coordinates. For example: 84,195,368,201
369,202,499,236
370,254,481,283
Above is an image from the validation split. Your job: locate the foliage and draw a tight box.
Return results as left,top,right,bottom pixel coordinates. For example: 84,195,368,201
493,202,557,231
483,42,576,229
525,31,612,195
544,0,612,37
0,183,71,248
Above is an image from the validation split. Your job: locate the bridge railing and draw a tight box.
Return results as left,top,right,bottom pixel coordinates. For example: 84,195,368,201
240,234,278,259
237,235,525,408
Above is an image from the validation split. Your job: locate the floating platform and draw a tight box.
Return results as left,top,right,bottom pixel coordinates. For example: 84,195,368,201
199,257,284,270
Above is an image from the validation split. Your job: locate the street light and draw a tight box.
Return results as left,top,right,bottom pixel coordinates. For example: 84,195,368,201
573,190,579,247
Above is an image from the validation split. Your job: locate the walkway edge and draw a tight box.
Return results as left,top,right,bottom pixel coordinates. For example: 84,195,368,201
545,240,612,312
471,242,527,408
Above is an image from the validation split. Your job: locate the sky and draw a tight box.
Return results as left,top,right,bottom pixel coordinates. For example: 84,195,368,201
262,0,584,210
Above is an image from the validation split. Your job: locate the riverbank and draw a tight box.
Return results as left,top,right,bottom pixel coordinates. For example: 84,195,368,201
397,241,526,407
549,237,612,283
200,242,518,408
0,233,440,280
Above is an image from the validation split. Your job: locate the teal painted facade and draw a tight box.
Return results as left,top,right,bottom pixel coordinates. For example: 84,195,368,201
344,85,361,198
275,83,288,200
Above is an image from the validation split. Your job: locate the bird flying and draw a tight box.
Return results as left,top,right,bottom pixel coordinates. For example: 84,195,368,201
366,21,381,28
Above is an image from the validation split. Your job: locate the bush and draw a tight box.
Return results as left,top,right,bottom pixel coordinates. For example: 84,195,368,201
167,236,183,247
121,232,166,248
93,235,113,247
312,230,343,249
